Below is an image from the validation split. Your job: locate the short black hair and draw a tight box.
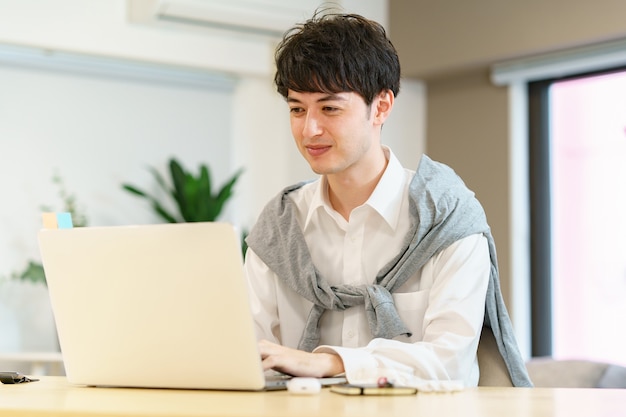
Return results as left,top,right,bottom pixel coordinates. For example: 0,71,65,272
274,11,401,105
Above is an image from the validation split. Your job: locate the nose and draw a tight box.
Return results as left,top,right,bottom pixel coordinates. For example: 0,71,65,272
302,111,323,138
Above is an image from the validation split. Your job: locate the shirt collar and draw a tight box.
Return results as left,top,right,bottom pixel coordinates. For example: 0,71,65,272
303,177,332,231
365,147,406,230
303,146,407,231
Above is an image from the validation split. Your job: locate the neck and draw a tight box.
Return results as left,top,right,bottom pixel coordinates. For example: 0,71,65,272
326,148,388,220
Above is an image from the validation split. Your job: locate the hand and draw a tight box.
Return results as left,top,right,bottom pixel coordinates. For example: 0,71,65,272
258,339,344,378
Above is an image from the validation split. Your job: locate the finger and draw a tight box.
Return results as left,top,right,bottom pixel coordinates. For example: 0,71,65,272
258,339,279,357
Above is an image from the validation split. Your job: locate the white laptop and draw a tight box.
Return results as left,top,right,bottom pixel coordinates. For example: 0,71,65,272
38,222,293,390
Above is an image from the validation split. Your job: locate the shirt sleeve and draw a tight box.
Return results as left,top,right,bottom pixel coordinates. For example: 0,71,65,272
243,249,281,343
314,234,491,387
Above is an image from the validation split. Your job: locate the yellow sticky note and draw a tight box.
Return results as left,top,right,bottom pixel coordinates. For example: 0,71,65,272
42,212,58,229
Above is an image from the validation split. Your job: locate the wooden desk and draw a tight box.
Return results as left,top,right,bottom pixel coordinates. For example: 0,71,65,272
1,376,625,417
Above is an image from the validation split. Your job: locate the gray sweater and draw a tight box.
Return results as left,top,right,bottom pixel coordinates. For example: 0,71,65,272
246,154,532,387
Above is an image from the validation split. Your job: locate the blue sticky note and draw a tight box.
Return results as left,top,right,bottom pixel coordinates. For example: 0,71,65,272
56,212,73,229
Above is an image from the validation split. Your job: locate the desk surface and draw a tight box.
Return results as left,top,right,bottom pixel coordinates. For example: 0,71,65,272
1,376,625,417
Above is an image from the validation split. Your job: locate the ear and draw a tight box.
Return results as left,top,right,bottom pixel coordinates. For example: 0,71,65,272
373,89,394,125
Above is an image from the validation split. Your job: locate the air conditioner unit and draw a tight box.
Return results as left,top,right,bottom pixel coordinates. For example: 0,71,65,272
128,0,327,37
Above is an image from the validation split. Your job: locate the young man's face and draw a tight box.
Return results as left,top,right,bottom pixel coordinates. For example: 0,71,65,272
286,90,390,177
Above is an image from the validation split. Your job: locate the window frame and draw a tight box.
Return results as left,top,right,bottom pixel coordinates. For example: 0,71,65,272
527,65,626,357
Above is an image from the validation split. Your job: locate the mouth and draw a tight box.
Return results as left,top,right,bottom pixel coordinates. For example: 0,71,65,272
305,145,331,157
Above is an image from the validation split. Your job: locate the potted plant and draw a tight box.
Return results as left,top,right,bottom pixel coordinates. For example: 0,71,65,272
8,173,88,286
0,172,86,354
122,158,246,253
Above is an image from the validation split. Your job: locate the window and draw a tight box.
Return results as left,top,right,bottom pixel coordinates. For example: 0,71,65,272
529,68,626,365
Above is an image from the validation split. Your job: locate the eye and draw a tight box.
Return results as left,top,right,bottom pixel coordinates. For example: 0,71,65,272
289,107,305,115
322,106,340,113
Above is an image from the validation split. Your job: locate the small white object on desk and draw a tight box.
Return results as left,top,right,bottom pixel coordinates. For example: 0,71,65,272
287,377,322,394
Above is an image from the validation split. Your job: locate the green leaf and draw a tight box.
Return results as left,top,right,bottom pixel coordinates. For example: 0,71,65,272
17,261,47,285
148,166,172,196
182,178,199,221
196,166,212,220
122,182,179,222
169,159,189,219
202,164,213,203
218,169,243,200
153,203,178,223
122,184,149,198
215,169,243,207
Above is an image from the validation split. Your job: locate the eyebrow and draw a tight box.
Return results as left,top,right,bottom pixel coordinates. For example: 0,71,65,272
286,94,348,104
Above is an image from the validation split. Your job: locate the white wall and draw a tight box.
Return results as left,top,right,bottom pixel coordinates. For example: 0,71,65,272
0,0,425,280
0,0,275,76
0,59,235,271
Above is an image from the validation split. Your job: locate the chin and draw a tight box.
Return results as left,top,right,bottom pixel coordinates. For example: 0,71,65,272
306,157,343,176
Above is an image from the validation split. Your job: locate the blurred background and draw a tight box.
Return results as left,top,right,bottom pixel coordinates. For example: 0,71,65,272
0,0,624,379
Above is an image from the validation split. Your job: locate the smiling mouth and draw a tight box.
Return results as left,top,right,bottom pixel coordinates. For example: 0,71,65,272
306,145,330,157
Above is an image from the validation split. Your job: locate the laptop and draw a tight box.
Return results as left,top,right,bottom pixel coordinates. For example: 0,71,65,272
38,222,306,390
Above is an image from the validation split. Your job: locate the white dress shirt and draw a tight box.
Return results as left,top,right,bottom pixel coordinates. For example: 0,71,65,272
244,148,490,387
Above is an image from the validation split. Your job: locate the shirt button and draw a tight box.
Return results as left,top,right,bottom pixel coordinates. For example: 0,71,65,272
347,330,355,339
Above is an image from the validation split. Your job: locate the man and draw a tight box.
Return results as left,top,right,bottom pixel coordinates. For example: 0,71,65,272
244,11,531,388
